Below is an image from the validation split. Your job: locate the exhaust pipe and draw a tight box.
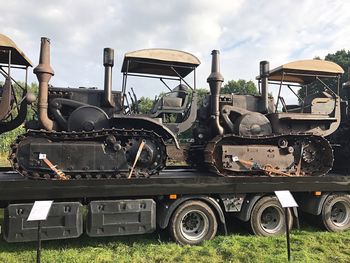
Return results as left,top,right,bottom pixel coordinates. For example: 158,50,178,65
207,50,224,136
260,61,269,113
103,48,115,107
33,37,56,131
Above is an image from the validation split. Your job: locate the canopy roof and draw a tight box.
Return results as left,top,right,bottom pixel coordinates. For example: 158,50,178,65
121,48,200,77
257,59,344,84
0,34,32,67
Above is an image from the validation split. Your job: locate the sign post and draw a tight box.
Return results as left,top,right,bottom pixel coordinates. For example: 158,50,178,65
274,191,298,262
27,201,53,263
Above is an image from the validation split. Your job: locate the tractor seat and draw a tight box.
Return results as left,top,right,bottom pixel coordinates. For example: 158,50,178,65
151,84,190,114
302,91,335,114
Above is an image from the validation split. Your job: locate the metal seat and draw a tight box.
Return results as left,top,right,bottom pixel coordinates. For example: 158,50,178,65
150,84,190,117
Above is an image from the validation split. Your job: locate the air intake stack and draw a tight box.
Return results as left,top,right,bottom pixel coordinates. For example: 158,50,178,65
103,48,115,107
260,60,269,113
34,37,56,131
207,50,224,136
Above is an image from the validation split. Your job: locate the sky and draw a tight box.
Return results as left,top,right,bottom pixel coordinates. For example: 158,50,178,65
1,0,350,100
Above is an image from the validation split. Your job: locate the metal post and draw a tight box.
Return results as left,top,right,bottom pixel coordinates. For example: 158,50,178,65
292,207,300,230
285,208,291,261
37,220,42,263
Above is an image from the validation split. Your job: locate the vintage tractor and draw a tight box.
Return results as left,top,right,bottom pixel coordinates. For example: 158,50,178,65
188,50,343,176
10,37,199,179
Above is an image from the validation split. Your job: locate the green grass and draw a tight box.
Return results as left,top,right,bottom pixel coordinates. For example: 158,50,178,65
0,217,349,263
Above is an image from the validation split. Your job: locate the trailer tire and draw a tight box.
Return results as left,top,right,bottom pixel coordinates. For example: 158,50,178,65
169,200,217,245
321,194,350,232
250,196,293,236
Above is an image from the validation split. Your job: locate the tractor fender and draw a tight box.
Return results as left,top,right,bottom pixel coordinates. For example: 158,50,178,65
110,116,179,148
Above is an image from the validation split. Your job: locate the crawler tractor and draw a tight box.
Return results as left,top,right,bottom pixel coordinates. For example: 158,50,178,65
188,50,343,176
11,37,199,179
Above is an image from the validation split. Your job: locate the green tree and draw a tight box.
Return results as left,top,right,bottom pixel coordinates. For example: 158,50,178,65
196,88,210,105
26,82,39,120
0,80,38,121
298,50,350,99
138,96,154,114
221,79,258,95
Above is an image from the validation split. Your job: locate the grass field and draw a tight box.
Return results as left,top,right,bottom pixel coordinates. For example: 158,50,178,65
0,214,349,263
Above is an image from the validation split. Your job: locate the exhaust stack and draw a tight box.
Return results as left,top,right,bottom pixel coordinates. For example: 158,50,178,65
34,37,56,131
260,61,269,113
103,48,115,107
207,50,224,136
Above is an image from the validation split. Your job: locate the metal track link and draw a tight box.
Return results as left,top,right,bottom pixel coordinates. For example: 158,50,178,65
188,133,334,177
9,128,167,180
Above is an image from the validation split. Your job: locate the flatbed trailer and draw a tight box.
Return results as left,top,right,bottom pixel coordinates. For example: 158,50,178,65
1,167,350,245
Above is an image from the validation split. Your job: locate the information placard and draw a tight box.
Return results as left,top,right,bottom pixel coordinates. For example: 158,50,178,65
274,191,298,208
27,201,53,221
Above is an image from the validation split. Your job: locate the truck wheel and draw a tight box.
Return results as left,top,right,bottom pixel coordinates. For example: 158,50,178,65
321,194,350,232
169,200,217,245
250,196,293,236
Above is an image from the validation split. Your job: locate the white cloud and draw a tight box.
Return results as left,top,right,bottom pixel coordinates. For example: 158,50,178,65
1,0,350,102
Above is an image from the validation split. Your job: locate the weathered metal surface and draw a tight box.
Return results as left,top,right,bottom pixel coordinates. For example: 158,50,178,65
10,128,167,179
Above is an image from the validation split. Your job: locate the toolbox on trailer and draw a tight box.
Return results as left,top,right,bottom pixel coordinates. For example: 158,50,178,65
87,199,156,237
3,202,83,242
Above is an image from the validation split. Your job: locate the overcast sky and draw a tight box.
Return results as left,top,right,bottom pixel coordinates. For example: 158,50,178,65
1,0,350,99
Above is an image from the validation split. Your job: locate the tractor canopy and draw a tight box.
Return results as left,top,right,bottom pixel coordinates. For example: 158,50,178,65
0,34,32,67
257,59,344,84
121,48,200,77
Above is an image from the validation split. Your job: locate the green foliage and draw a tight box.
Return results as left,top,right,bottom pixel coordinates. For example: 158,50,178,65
0,81,38,121
0,126,25,154
298,50,350,99
26,82,39,120
221,79,258,95
196,88,210,106
138,96,154,114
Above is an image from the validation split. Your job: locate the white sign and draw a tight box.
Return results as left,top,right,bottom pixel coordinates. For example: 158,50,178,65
275,191,298,208
38,153,47,160
27,201,53,221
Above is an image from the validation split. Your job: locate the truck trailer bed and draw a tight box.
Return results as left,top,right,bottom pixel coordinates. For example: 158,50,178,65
0,167,349,204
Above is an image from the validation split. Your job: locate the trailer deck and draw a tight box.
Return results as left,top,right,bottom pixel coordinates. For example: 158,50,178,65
0,167,349,204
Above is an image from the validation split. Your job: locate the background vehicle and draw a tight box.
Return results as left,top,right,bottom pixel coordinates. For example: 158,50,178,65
0,34,34,134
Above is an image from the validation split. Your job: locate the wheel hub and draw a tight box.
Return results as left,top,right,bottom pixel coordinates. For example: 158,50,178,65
260,207,283,232
180,210,208,241
331,202,350,226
